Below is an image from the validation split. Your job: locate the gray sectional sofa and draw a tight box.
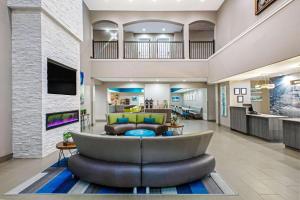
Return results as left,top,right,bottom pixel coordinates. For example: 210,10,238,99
68,131,215,188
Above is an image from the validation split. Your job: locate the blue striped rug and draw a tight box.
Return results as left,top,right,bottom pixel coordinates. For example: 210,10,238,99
6,159,235,195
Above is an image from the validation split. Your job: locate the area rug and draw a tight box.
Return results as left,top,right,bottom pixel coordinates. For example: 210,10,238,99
6,159,235,195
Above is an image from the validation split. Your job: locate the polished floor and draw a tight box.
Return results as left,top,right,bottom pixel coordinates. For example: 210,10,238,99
0,120,300,200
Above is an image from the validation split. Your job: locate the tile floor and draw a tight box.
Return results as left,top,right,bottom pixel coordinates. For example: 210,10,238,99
0,120,300,200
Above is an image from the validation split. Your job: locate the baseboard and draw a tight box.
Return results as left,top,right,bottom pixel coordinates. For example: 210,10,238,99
0,153,13,163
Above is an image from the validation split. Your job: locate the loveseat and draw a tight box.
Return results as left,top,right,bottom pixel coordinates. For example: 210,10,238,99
104,113,168,135
68,131,215,188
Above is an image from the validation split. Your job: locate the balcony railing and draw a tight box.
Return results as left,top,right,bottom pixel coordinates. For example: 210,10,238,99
189,41,215,59
93,41,118,59
124,41,184,59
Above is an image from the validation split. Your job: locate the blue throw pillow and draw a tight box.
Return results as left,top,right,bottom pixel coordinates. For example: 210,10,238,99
144,117,155,124
117,118,129,124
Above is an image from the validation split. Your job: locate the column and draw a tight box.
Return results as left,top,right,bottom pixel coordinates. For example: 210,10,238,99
184,23,189,59
118,23,124,59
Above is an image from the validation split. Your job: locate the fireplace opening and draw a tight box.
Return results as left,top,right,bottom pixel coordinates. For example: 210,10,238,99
46,110,79,130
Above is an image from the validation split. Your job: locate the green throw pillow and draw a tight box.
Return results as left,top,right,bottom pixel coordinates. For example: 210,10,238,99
123,113,137,123
108,113,123,125
136,113,151,123
151,114,165,125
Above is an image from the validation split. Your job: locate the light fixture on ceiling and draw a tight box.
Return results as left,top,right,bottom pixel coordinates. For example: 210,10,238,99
183,80,186,82
200,0,205,2
152,0,157,2
162,28,166,32
142,28,146,32
129,0,133,2
130,79,133,82
156,79,159,82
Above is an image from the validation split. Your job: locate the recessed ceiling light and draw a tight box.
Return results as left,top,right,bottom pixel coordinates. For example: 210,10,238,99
142,28,146,32
130,79,133,82
176,0,181,2
129,0,133,2
162,28,166,32
156,79,159,82
200,0,205,2
152,0,157,2
183,80,186,82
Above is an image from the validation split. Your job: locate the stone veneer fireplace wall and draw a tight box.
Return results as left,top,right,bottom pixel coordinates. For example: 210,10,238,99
8,0,83,158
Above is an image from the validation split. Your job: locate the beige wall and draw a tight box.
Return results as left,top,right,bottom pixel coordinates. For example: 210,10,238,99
216,0,289,50
229,80,251,107
92,60,208,79
80,3,93,120
250,81,270,114
0,0,12,159
189,30,214,41
209,0,300,83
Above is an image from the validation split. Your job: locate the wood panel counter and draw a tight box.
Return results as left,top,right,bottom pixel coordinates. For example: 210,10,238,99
282,118,300,150
247,114,287,142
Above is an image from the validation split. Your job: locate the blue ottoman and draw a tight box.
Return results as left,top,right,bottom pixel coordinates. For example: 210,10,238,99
125,129,155,137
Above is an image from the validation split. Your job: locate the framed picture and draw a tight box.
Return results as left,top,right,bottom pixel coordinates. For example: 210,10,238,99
255,0,277,15
234,88,240,95
241,88,247,95
237,96,244,103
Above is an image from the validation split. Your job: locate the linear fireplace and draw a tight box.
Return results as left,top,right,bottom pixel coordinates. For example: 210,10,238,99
46,110,79,130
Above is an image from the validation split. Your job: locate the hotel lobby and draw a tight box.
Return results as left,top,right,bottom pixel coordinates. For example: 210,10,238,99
1,0,300,200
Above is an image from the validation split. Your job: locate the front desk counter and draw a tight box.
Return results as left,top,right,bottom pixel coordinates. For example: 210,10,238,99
282,118,300,150
246,114,287,142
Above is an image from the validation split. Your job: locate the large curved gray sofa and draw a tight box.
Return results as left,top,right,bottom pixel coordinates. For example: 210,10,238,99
68,131,215,188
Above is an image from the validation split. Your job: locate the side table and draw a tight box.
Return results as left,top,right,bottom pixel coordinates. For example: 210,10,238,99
166,123,184,135
56,142,77,166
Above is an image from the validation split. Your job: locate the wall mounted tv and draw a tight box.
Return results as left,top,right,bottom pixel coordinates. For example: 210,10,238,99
47,58,77,95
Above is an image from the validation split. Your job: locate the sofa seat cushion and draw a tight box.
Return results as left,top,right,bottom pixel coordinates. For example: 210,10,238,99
69,154,141,187
105,123,136,135
142,154,215,187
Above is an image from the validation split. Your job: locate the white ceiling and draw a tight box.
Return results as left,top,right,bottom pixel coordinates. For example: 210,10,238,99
95,77,207,82
124,21,183,33
216,56,300,83
84,0,224,11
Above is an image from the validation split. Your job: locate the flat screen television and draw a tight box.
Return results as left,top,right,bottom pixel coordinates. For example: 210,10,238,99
47,58,77,95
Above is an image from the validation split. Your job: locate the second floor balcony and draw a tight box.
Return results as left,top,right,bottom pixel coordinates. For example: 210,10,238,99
92,20,215,60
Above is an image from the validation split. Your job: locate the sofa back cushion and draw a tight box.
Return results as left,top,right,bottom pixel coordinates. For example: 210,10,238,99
136,113,151,123
151,114,165,124
141,131,213,164
108,113,124,125
72,132,141,164
123,113,137,123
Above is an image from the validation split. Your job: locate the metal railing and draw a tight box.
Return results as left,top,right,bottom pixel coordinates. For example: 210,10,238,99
189,40,215,59
124,41,184,59
93,41,118,59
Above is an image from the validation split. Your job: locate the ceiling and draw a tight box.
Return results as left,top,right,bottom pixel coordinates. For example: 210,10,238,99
95,77,207,82
84,0,224,11
124,21,183,33
216,56,300,83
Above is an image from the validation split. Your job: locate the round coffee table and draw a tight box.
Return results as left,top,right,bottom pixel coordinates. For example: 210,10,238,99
125,129,155,137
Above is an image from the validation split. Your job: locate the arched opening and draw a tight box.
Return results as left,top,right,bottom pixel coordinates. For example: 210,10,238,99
92,20,119,59
123,20,184,59
189,21,215,59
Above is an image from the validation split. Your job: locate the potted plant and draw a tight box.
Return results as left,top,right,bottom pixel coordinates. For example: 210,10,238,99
63,131,72,145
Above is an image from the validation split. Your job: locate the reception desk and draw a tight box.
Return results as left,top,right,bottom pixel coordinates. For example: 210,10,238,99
247,114,286,142
230,106,287,142
282,118,300,150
